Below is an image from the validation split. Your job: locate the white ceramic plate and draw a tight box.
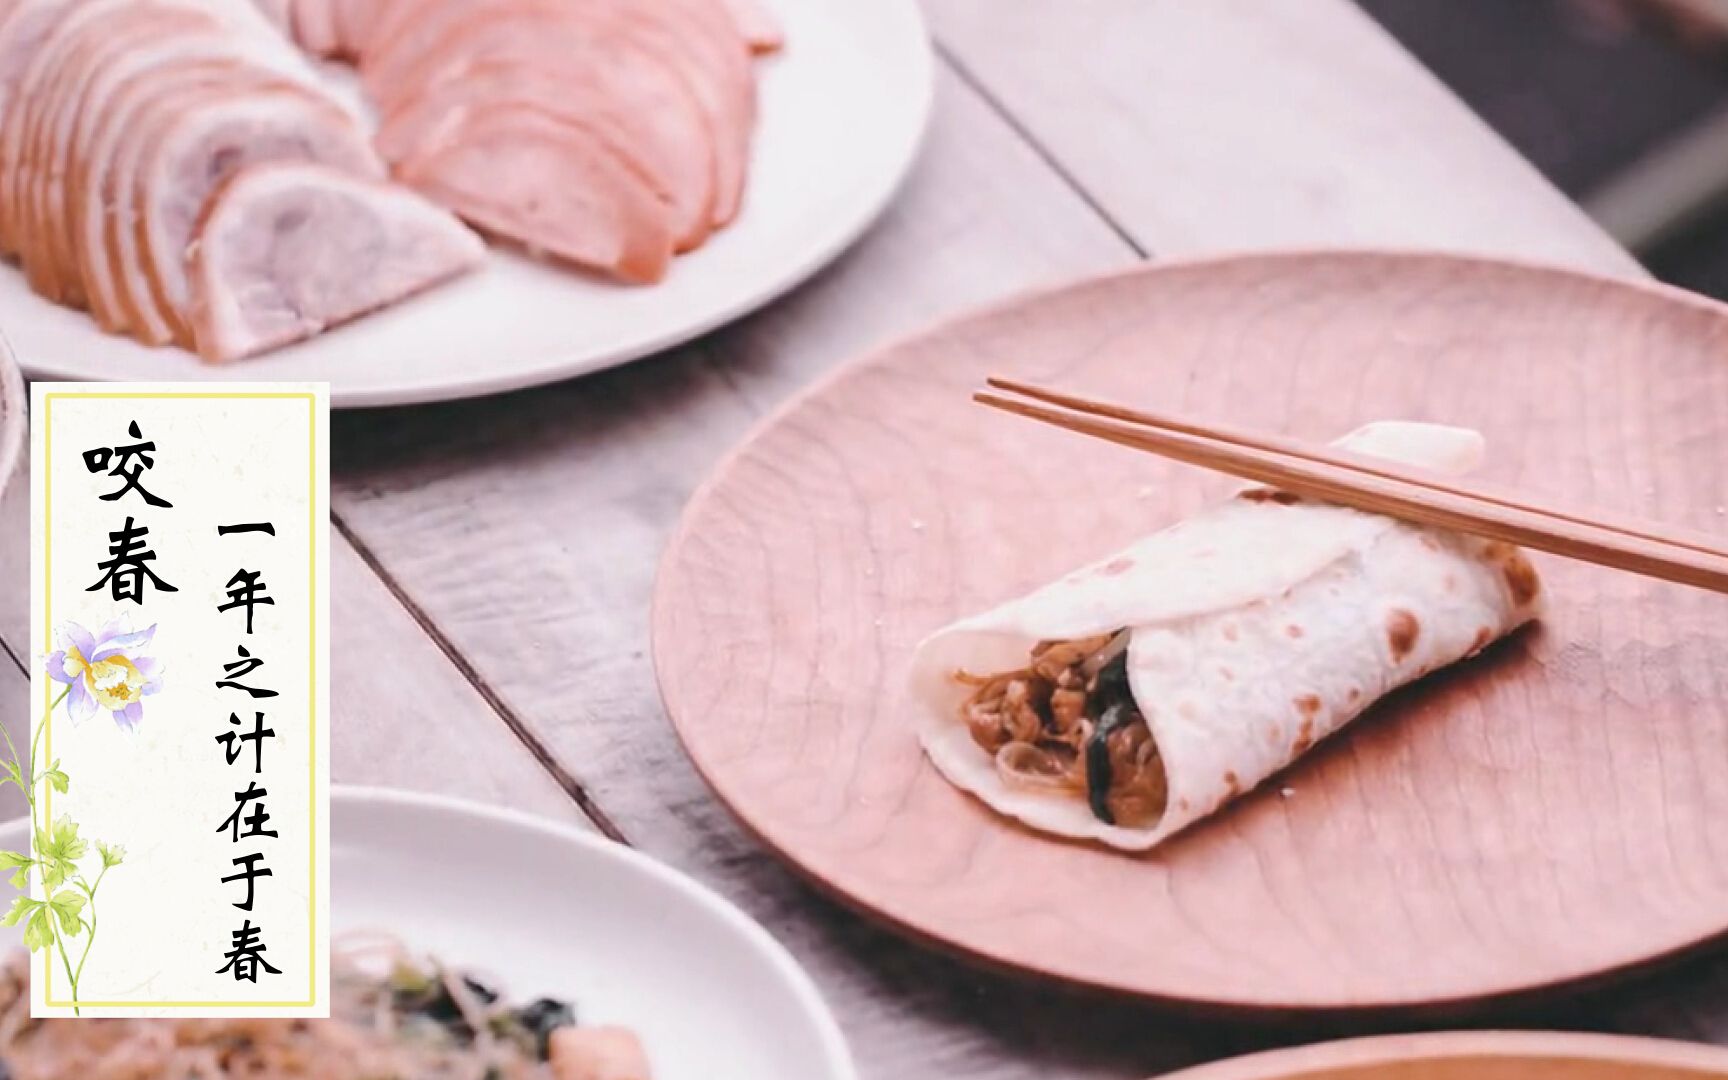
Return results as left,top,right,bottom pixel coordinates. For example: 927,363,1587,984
0,0,933,408
0,787,857,1080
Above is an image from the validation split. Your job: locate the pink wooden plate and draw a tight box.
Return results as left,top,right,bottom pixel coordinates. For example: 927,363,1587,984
1158,1031,1728,1080
652,251,1728,1012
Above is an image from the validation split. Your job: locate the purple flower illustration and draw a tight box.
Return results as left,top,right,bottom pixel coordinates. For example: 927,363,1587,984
45,618,163,733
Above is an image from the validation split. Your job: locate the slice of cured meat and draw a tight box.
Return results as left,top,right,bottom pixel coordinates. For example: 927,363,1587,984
375,52,713,250
21,3,221,307
85,59,279,335
0,0,77,257
187,162,484,361
128,79,383,344
71,37,279,331
397,102,674,284
291,0,340,58
363,0,753,226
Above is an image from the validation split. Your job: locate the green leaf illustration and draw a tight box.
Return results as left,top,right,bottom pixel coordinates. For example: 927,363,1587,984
35,816,87,892
8,661,142,1012
47,890,85,936
23,906,55,952
0,850,31,890
3,899,53,953
11,655,147,1012
0,896,37,927
47,817,85,860
32,835,61,891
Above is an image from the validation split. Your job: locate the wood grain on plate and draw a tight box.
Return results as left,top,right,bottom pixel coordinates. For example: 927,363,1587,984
653,249,1728,1013
1159,1031,1728,1080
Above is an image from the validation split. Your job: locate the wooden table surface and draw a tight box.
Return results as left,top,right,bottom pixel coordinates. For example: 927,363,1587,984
4,1,1727,1075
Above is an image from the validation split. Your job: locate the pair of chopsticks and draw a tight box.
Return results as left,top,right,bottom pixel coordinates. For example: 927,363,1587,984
975,377,1728,595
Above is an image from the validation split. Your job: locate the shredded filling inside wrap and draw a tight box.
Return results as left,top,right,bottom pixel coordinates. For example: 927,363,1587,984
955,631,1168,827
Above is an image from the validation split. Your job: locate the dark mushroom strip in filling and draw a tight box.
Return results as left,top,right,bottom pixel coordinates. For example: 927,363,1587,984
956,631,1169,827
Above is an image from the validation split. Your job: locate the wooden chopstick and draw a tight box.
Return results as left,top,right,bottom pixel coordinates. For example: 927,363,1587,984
973,387,1728,596
987,376,1728,558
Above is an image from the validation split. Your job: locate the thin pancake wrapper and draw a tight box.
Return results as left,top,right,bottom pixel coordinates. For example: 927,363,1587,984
910,421,1544,850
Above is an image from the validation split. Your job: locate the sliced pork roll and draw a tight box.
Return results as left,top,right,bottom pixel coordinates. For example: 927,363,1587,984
0,0,78,257
291,0,341,59
1,0,777,353
362,0,753,229
397,102,675,284
6,0,204,298
263,0,361,58
373,49,714,251
131,81,384,345
0,0,395,358
75,48,320,334
94,64,293,342
187,163,484,362
14,0,239,308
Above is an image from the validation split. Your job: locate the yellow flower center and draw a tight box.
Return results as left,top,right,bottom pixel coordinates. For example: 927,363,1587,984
68,647,145,710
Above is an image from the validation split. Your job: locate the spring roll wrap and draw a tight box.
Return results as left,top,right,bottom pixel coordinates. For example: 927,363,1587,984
910,421,1543,850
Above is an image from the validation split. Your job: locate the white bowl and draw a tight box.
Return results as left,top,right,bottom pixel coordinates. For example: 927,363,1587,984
0,787,857,1080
